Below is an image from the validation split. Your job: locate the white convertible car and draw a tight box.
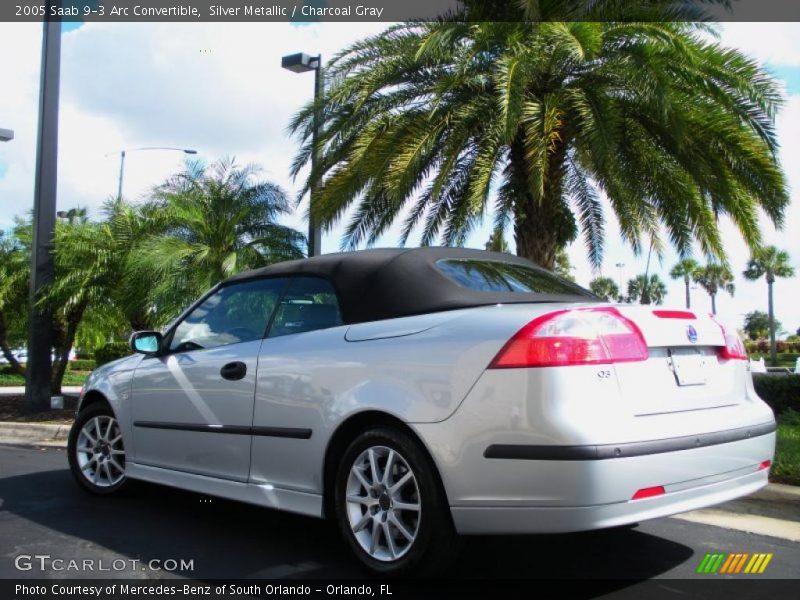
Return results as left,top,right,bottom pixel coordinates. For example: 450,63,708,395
69,247,775,574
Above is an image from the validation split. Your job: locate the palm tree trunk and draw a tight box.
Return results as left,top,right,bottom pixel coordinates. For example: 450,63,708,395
514,194,561,270
768,279,777,367
711,293,717,315
0,311,25,377
684,275,691,309
509,136,570,270
51,304,86,395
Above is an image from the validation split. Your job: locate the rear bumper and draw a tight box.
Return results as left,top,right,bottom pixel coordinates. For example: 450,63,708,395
420,423,776,534
451,463,769,534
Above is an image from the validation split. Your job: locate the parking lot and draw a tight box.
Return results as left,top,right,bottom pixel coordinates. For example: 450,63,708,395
1,443,798,588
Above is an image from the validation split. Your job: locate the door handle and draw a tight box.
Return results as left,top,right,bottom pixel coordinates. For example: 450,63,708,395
220,361,247,381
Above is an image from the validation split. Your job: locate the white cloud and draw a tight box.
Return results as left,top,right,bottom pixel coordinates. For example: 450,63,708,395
1,21,387,231
719,23,800,66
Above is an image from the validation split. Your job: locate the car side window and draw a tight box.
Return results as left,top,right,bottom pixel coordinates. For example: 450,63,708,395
268,277,342,338
169,278,287,353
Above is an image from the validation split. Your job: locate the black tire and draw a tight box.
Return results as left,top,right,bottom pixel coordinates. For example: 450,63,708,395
334,427,461,575
68,403,127,495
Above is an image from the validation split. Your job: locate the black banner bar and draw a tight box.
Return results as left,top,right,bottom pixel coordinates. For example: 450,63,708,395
4,579,800,600
3,0,800,23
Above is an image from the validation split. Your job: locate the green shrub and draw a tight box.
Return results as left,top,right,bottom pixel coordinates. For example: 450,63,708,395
776,341,800,353
94,342,131,366
744,339,800,354
752,374,800,415
773,409,800,486
68,359,96,371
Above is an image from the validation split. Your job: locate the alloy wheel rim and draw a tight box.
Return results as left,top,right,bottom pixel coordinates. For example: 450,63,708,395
76,415,126,487
345,445,421,562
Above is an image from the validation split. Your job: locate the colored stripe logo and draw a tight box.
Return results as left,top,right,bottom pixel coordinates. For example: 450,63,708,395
696,552,773,574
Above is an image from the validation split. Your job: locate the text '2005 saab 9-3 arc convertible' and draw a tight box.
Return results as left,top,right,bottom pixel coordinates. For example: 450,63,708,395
68,247,775,574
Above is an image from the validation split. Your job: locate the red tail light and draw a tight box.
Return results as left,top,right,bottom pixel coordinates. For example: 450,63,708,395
758,460,771,471
711,316,747,360
631,486,665,500
489,307,648,369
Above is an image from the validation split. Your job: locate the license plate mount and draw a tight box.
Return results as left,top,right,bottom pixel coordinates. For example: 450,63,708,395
670,349,708,386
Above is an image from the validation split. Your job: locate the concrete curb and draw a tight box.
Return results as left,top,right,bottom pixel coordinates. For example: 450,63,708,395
0,421,70,444
754,482,800,503
0,386,82,396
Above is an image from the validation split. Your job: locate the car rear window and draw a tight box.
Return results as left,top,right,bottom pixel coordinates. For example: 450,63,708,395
436,259,595,297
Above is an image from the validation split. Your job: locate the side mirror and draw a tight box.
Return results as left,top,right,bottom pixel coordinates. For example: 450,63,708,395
129,331,163,355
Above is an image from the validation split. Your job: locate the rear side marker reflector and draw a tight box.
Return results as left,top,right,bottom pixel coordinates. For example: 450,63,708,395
758,460,771,471
653,310,696,319
631,486,665,500
489,307,648,368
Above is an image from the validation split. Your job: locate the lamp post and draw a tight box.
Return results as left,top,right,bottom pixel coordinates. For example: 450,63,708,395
113,147,197,199
282,52,323,257
640,242,654,305
26,1,62,414
0,128,13,142
615,262,625,298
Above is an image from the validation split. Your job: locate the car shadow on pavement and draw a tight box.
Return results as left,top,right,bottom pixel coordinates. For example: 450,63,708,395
0,465,693,583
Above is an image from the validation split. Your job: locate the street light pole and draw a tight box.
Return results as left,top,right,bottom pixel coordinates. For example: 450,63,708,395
641,242,654,305
282,52,323,257
310,56,323,258
111,147,197,200
26,2,61,413
117,149,126,199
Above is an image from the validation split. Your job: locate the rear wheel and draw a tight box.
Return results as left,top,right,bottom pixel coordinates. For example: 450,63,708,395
68,404,127,495
334,427,460,575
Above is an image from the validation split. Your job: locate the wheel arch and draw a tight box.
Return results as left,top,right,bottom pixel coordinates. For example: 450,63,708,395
322,410,450,519
79,389,112,413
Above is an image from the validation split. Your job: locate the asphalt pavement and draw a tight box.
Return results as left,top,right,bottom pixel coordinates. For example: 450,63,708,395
1,444,798,585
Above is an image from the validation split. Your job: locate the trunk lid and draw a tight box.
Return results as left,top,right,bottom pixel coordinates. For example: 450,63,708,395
611,306,743,415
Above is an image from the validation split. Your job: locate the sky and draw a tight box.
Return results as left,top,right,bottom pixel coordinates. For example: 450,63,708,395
0,21,799,335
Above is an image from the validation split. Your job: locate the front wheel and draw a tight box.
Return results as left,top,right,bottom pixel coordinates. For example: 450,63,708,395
68,404,127,495
334,427,460,575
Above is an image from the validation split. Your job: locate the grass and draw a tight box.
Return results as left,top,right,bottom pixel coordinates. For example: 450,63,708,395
0,371,89,387
773,409,800,486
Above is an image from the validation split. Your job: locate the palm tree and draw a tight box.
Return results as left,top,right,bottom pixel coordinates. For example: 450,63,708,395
0,229,29,376
589,276,620,303
627,274,667,305
484,230,509,253
15,214,115,395
131,158,306,319
553,249,575,282
103,197,174,331
670,257,700,309
290,12,787,270
693,263,735,315
42,199,163,380
45,218,114,392
743,246,794,366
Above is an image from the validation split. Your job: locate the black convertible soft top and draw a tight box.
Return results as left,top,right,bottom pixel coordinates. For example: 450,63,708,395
224,247,597,324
